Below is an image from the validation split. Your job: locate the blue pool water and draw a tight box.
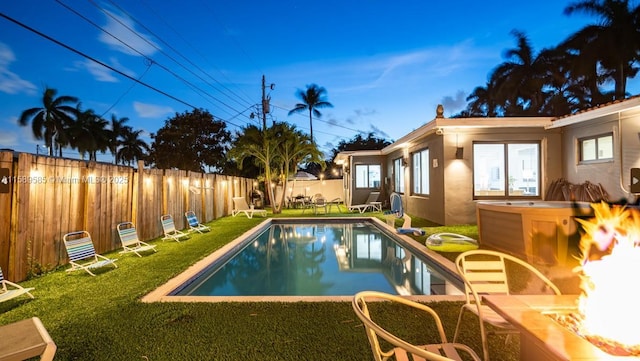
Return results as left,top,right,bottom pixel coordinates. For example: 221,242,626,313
171,220,462,297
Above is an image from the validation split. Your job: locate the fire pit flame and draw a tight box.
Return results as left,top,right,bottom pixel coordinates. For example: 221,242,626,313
575,202,640,352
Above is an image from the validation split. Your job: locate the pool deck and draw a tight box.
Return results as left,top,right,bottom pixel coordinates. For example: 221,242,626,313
141,217,466,303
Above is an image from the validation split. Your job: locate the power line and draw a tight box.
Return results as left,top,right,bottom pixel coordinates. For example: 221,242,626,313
0,11,198,109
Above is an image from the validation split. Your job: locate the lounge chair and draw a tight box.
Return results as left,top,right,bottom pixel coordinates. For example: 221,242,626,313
0,317,56,361
383,192,425,235
353,291,482,361
232,197,267,218
453,249,561,361
117,222,157,257
185,211,210,233
0,266,34,303
348,191,382,213
161,214,189,242
63,231,118,276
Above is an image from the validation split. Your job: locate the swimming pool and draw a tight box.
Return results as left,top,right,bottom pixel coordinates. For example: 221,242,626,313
143,218,463,302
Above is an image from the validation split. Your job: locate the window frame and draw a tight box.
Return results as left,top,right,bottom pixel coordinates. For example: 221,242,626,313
354,164,381,189
472,141,541,199
392,157,405,194
578,132,614,164
411,148,430,196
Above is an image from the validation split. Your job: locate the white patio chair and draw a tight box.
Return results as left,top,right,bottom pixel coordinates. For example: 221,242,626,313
117,222,157,257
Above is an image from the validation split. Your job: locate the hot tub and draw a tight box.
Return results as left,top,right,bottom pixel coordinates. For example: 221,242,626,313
476,201,593,265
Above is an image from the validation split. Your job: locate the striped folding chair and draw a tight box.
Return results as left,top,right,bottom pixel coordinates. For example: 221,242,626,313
63,231,118,276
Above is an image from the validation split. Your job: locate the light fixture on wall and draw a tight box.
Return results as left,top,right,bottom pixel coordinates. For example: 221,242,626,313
402,157,408,167
455,134,464,159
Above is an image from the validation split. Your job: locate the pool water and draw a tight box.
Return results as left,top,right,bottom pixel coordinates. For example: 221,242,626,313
171,220,462,297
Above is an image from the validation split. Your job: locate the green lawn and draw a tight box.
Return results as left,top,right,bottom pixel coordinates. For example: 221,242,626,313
0,209,561,360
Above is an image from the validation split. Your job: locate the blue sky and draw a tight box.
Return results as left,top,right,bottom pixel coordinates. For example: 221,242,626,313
1,1,638,161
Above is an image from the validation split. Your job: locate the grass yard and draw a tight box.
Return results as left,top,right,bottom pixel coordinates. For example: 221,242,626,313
0,208,578,360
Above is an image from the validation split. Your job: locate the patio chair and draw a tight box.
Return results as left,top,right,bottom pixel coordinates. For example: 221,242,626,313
117,222,158,257
353,291,482,361
0,317,56,361
453,249,561,361
232,196,267,218
63,231,118,276
348,191,382,213
0,266,34,303
312,195,328,215
383,192,425,235
184,211,210,233
161,214,189,242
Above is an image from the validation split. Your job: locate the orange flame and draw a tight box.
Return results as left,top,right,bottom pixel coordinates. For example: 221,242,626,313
575,202,640,347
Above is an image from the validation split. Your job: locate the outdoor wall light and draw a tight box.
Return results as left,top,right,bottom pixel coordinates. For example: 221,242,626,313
402,157,408,167
455,147,464,159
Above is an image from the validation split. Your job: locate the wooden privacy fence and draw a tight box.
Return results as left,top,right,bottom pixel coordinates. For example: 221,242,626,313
0,151,258,281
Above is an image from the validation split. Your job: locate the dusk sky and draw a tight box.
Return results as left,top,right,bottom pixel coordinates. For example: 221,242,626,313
1,1,639,161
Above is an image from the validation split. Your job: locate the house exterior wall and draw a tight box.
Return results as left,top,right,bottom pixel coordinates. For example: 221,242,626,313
348,154,387,206
381,127,563,226
560,108,640,202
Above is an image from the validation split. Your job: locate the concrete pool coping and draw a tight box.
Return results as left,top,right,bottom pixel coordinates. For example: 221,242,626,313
140,217,465,303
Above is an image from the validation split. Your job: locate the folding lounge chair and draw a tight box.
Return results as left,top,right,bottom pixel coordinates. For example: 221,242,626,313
453,249,561,361
117,222,157,257
63,231,118,276
348,191,382,213
185,211,210,233
352,291,481,361
383,192,425,235
232,197,267,218
0,317,56,361
0,266,34,303
161,214,189,242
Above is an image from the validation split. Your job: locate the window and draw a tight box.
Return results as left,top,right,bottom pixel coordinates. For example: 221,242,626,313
393,158,405,193
355,164,381,189
473,142,540,198
412,149,430,195
579,133,613,162
356,233,382,261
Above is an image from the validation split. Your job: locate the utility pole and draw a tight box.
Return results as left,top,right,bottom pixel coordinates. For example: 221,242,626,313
261,75,274,130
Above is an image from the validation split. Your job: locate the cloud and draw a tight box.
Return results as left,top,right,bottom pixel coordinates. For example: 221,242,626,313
133,101,173,118
67,57,135,83
99,10,160,57
440,90,468,114
0,42,37,95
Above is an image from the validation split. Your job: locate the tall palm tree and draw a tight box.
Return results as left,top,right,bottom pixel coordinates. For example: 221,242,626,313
18,87,78,156
108,114,131,163
116,128,149,166
490,30,548,116
563,0,640,100
288,84,333,141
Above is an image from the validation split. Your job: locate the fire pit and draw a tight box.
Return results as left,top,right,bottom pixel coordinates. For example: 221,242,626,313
484,295,639,361
484,202,640,360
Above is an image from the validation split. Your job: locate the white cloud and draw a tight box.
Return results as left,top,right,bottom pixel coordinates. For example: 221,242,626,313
99,10,160,57
0,42,37,95
67,57,136,83
133,101,173,118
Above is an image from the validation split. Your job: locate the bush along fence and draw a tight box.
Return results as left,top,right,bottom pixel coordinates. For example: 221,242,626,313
0,151,257,281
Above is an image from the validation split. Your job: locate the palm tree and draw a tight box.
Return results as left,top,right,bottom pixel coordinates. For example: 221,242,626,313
272,123,324,209
67,107,111,160
18,87,78,156
490,30,548,116
563,0,640,100
288,84,333,141
228,122,324,214
116,128,149,166
108,114,131,163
